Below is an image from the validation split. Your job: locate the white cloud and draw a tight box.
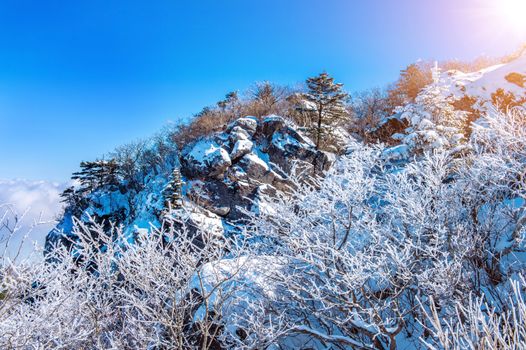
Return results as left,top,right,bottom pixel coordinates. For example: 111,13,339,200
0,179,67,260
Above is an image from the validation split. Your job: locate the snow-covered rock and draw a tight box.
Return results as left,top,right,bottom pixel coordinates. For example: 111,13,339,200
235,152,275,185
176,114,333,216
182,139,232,178
47,114,337,253
260,115,286,138
176,115,334,222
228,126,250,142
230,139,253,161
268,130,334,173
186,180,235,217
226,116,258,136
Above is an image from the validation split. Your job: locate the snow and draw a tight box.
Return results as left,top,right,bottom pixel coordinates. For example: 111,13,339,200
242,152,270,171
184,206,224,238
254,146,271,165
263,114,285,123
85,190,129,218
382,144,409,161
191,255,283,299
229,126,250,141
227,116,258,136
189,255,285,335
434,52,526,111
271,131,302,151
188,139,230,165
296,99,317,111
230,139,253,160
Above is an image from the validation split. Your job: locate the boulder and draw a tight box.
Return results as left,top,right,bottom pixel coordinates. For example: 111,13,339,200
284,127,313,146
267,131,334,175
176,204,225,248
230,139,253,161
226,116,258,136
237,153,275,185
228,126,250,143
181,139,231,179
186,180,235,217
259,115,286,139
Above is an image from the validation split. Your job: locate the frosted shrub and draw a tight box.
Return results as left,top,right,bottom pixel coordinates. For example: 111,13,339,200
421,275,526,350
241,109,526,349
0,211,265,349
1,108,526,349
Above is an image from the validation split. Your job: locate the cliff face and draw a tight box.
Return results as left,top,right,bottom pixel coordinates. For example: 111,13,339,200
181,115,334,220
45,115,334,252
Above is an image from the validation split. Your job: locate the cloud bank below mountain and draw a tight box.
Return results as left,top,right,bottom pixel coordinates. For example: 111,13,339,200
0,179,66,259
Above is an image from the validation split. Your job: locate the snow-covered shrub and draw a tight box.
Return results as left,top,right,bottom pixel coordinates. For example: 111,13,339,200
240,108,526,349
0,210,266,349
393,66,468,155
421,275,526,350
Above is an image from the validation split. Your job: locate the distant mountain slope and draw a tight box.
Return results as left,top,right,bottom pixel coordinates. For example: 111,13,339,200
439,51,526,111
373,52,526,152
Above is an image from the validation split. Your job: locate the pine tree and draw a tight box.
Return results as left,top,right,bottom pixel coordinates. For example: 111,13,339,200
217,91,239,110
71,159,119,193
164,168,184,210
303,72,349,151
60,186,76,205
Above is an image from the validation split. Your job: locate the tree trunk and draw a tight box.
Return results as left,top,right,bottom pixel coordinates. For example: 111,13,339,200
316,104,323,150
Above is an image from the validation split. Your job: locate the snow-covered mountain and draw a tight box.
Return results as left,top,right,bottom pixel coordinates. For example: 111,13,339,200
437,51,526,111
21,52,526,349
45,52,526,255
375,52,526,157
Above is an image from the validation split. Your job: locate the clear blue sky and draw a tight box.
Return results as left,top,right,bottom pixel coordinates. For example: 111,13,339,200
0,0,523,181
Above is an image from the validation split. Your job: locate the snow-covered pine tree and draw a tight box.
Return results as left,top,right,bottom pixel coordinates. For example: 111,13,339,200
303,72,349,151
164,168,184,210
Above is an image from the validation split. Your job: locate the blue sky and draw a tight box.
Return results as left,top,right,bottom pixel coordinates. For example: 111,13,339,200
0,0,524,181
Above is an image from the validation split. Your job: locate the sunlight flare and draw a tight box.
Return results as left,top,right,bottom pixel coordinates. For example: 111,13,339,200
496,0,526,34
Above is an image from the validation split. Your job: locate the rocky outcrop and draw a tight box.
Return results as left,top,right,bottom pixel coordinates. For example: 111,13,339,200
180,114,334,221
261,117,334,174
226,116,258,137
46,114,336,255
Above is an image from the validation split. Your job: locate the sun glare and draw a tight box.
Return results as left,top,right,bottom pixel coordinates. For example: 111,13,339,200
497,0,526,33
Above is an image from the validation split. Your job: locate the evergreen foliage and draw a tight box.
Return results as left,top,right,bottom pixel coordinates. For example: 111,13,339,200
71,160,119,192
303,72,349,151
